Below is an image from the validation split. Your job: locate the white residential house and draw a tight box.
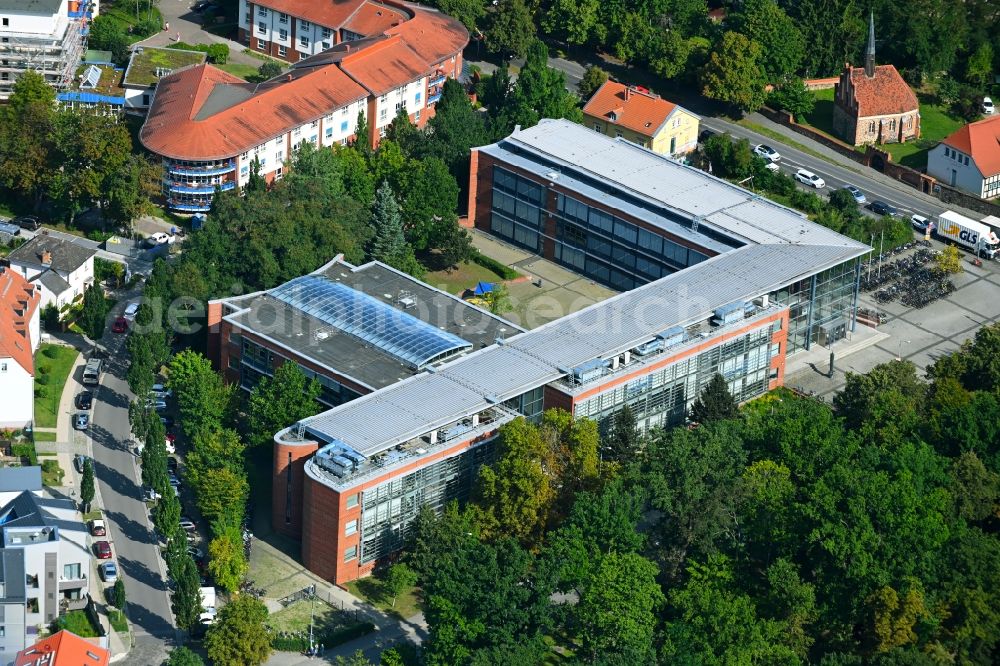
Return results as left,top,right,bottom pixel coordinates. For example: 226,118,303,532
7,235,96,311
0,471,90,657
0,267,41,429
927,115,1000,200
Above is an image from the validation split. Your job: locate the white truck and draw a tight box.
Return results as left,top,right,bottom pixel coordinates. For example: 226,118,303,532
935,211,1000,259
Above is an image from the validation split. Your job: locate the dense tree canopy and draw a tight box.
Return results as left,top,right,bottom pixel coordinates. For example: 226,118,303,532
409,321,1000,664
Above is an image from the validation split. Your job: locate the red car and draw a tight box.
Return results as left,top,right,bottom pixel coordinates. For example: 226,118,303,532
94,540,112,559
111,317,129,334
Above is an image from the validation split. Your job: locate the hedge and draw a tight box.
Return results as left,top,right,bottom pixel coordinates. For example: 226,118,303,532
470,250,518,280
12,443,38,466
271,622,376,652
168,42,229,64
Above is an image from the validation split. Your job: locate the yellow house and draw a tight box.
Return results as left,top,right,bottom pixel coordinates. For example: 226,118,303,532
582,81,700,156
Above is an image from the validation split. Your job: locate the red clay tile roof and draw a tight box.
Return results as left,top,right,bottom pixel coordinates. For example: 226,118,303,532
339,35,427,96
140,5,467,160
582,81,691,139
15,631,109,666
942,114,1000,177
254,0,371,29
0,266,39,377
343,1,409,35
842,64,919,118
140,62,368,160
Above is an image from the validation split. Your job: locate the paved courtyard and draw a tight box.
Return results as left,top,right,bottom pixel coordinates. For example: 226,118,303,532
469,230,618,329
787,241,1000,399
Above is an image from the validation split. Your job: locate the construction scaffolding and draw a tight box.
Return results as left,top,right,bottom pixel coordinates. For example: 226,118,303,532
0,0,92,99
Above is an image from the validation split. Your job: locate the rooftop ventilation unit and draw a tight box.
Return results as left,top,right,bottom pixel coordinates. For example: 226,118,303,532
572,358,609,383
712,301,746,326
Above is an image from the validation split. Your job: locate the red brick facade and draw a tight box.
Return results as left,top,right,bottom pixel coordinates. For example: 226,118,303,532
273,438,320,538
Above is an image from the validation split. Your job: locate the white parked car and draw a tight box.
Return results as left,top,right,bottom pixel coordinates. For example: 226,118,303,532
146,232,174,247
165,438,176,454
764,162,780,173
754,144,781,162
910,214,934,232
794,169,826,189
984,97,995,115
123,301,140,321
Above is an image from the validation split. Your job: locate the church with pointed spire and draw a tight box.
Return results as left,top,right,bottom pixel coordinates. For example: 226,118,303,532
832,13,920,146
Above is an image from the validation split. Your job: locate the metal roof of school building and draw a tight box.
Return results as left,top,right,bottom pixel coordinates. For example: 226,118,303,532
479,119,868,252
299,242,866,457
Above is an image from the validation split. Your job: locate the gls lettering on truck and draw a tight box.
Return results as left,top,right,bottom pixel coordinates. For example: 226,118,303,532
935,211,1000,259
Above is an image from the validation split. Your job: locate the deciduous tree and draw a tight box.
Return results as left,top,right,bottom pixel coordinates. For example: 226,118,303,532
247,362,321,448
205,595,272,666
383,563,417,607
80,458,95,512
486,0,535,59
700,31,768,111
165,647,205,666
208,527,248,593
577,65,609,100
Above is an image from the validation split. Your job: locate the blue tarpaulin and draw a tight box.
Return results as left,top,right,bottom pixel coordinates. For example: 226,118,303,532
473,281,495,296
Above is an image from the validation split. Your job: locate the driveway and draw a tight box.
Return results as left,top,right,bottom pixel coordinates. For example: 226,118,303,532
87,296,177,663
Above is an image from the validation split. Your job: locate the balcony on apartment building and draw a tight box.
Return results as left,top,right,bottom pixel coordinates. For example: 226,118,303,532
167,159,237,177
167,199,213,212
165,180,237,195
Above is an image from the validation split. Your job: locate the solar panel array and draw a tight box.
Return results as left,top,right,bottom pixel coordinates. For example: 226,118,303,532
269,275,472,369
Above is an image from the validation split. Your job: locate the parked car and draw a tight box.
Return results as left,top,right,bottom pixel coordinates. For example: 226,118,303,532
842,184,867,204
145,399,167,411
123,301,140,321
188,546,204,560
869,200,899,217
794,169,825,189
764,162,780,173
698,128,718,144
111,316,129,334
75,391,93,410
142,487,162,502
984,97,995,115
99,561,118,583
165,436,176,454
910,214,934,232
160,416,175,428
150,384,173,397
73,454,90,474
754,144,781,162
179,518,197,532
146,232,174,247
167,457,179,473
14,216,40,231
94,540,112,559
73,412,89,430
89,519,106,537
168,473,181,488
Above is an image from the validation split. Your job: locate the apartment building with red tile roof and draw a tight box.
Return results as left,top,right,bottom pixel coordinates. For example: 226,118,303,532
832,14,919,146
582,80,700,156
14,630,109,666
141,3,467,212
927,114,1000,200
240,0,411,63
0,266,41,429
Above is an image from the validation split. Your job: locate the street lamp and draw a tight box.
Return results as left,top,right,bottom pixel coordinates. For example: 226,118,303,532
307,584,316,656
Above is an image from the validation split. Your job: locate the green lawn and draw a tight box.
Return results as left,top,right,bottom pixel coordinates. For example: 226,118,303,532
265,598,345,634
41,459,64,486
100,5,164,45
799,88,837,137
344,576,421,620
109,608,128,634
882,96,965,169
32,431,57,442
33,344,79,428
424,260,509,295
217,61,263,82
53,610,99,637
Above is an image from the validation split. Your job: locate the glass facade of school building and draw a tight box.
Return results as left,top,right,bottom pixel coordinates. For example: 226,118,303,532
573,322,777,432
486,165,860,352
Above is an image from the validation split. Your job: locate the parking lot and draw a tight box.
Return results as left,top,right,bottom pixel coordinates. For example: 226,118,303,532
787,236,1000,398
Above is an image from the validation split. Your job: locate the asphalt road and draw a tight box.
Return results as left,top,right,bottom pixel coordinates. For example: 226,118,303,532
701,118,952,222
90,311,175,663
